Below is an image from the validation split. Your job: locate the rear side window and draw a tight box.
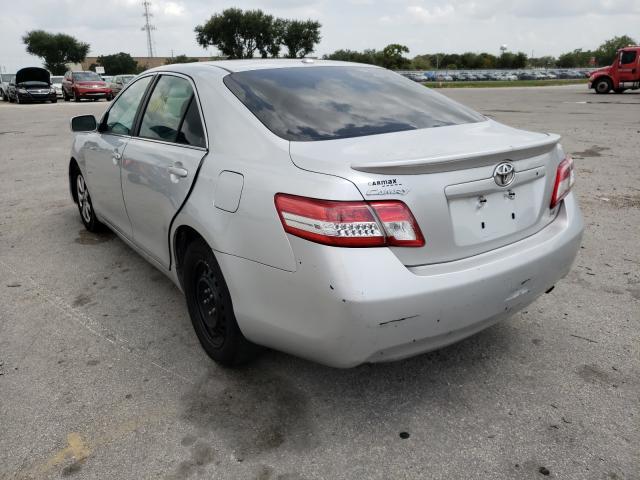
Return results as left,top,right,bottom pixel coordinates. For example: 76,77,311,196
224,66,485,141
139,75,194,143
177,97,206,147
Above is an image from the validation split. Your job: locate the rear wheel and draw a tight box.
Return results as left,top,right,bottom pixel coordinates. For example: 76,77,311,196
73,170,103,232
182,239,259,366
594,78,612,94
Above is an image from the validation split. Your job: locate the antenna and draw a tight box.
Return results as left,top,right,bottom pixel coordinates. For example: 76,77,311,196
141,1,156,58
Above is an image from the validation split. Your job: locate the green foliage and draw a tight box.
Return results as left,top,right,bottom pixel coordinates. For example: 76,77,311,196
324,44,410,69
282,20,322,58
557,49,592,68
380,44,410,69
166,54,199,65
595,35,637,65
95,52,138,74
22,30,89,75
195,8,321,59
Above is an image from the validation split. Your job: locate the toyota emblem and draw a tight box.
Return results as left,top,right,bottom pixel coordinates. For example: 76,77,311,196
493,162,515,187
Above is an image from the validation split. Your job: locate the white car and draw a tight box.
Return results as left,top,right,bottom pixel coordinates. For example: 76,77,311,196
68,60,583,367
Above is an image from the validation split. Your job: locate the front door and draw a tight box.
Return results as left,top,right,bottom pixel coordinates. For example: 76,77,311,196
121,74,207,268
84,75,154,238
618,50,638,83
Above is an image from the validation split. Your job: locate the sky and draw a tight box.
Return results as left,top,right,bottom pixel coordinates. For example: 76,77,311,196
1,0,639,72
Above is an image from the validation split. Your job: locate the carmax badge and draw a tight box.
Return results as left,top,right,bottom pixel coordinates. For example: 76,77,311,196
366,178,410,196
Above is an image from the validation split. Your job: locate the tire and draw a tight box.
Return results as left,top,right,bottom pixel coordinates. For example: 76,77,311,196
63,90,69,101
594,78,612,94
73,170,103,232
613,88,625,94
182,239,259,366
51,98,57,103
73,90,80,102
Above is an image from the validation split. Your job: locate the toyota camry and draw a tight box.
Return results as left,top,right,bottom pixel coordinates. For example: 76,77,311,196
68,60,583,367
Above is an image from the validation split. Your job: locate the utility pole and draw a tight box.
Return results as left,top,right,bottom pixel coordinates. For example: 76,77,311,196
141,1,156,58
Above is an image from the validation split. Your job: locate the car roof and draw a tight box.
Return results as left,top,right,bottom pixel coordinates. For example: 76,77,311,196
147,58,379,75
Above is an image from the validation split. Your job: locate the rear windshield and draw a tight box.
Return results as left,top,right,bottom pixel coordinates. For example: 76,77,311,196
73,72,102,81
223,66,484,141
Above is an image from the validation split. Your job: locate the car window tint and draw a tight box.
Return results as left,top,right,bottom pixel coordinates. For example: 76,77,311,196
177,97,206,147
224,66,485,141
621,51,637,64
104,76,152,135
139,75,194,143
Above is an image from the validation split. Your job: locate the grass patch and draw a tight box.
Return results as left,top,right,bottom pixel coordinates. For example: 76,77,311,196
423,79,588,88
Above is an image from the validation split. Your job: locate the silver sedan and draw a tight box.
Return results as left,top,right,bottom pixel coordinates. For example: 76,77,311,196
68,60,583,367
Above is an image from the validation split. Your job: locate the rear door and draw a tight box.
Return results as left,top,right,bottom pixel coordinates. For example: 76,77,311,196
121,73,207,268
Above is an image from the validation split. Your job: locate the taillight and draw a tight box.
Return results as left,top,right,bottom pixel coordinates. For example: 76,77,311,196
550,155,575,209
274,194,425,248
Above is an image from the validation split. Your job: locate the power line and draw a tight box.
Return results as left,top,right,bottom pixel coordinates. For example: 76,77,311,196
141,1,156,58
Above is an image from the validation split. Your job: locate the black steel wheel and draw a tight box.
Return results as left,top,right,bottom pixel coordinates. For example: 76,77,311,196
182,239,258,366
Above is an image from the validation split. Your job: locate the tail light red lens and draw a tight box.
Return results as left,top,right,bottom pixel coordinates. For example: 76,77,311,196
274,194,425,248
550,155,575,209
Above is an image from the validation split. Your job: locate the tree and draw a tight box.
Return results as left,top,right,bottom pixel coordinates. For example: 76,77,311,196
380,44,410,69
195,8,277,59
166,54,199,65
281,20,322,58
595,35,637,66
22,30,89,74
96,52,138,74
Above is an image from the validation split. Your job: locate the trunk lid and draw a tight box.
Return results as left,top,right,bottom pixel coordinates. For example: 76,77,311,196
289,119,564,266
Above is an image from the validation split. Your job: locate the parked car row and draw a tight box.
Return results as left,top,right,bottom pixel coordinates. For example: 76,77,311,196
401,68,590,82
0,68,137,104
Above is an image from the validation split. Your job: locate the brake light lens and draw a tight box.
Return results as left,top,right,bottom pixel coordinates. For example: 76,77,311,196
274,194,424,248
550,155,575,209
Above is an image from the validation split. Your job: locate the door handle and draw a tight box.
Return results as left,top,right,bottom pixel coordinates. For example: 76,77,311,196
168,166,188,178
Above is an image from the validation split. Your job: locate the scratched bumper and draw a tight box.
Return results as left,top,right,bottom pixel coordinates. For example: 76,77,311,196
219,193,583,368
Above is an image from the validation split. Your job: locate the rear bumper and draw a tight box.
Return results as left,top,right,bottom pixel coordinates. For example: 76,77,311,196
219,194,583,368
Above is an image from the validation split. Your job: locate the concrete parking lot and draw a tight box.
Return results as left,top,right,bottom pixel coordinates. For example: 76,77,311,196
0,85,638,480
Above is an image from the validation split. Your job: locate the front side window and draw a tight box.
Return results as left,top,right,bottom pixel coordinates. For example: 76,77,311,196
139,75,194,143
103,76,152,135
620,50,637,65
224,66,485,141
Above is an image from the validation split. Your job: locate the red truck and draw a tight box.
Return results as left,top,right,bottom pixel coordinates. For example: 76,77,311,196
588,45,640,94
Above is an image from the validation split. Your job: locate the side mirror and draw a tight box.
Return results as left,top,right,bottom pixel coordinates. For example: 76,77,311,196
70,115,97,132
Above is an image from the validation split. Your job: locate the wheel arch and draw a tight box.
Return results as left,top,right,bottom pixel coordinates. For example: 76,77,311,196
173,224,210,288
69,157,80,203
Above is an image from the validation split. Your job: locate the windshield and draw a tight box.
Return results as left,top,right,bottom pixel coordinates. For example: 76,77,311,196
2,74,16,83
223,66,485,141
122,75,135,83
51,76,63,84
73,72,102,82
